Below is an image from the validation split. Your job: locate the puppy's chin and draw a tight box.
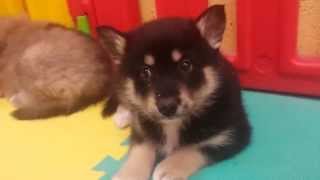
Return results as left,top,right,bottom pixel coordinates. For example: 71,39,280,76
158,116,183,125
141,97,192,123
157,108,191,124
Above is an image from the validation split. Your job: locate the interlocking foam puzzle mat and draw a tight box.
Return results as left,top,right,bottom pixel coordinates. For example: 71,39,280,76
1,91,320,180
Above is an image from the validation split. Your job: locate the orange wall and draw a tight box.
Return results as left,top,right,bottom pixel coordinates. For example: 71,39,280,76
139,0,157,22
209,0,237,55
298,0,320,58
138,0,237,55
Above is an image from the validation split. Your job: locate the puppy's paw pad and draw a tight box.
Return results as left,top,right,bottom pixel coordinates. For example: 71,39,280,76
113,106,132,128
112,172,148,180
112,175,126,180
111,175,126,180
113,114,130,128
153,163,187,180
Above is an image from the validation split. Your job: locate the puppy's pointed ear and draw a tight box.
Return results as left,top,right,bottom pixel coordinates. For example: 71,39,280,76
97,26,126,64
196,5,226,49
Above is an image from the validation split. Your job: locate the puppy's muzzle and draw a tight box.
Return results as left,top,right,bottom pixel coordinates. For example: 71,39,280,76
156,96,180,117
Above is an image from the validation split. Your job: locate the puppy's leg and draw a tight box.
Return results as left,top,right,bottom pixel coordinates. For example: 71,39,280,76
0,82,3,97
113,143,156,180
102,95,119,117
11,106,64,120
153,128,242,180
153,147,207,180
9,91,66,120
11,102,68,120
113,105,132,129
102,95,131,128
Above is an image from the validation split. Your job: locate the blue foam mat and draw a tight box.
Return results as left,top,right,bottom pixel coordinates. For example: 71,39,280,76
96,91,320,180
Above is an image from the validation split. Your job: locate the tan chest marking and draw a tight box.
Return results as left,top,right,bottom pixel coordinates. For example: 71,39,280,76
199,129,233,147
161,120,182,155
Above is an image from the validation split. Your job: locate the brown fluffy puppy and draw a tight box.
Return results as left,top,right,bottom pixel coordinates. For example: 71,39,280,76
0,17,114,119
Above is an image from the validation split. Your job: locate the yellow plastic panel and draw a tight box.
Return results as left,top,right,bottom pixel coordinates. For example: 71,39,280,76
0,0,26,16
25,0,74,27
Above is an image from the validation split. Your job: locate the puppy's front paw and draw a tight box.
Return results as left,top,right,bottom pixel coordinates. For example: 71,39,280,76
113,143,156,180
112,170,149,180
113,106,132,129
112,174,129,180
153,160,188,180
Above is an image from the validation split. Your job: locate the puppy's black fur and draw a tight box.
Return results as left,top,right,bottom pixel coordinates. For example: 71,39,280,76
99,5,251,179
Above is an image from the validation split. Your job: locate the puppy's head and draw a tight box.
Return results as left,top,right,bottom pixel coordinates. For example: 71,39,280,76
98,5,226,121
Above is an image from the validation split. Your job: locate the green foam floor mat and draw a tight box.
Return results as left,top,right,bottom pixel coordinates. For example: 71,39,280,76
96,91,320,180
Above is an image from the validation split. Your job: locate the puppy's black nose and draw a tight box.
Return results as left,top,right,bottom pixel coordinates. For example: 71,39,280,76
156,97,179,117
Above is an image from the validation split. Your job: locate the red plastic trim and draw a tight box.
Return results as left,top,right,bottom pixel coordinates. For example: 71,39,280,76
156,0,208,18
67,0,83,21
92,0,141,32
66,0,320,96
67,0,141,36
233,0,252,70
81,0,98,37
278,0,320,77
237,0,320,96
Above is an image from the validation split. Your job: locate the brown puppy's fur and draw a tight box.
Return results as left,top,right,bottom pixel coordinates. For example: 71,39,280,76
0,17,114,119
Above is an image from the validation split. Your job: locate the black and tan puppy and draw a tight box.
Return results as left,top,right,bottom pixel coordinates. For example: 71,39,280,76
0,17,114,119
99,5,251,180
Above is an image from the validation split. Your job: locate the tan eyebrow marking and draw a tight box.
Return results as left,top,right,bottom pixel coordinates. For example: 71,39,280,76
144,54,155,66
172,49,182,62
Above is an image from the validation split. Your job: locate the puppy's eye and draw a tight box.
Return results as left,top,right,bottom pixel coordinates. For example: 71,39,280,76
179,59,193,72
140,66,152,80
